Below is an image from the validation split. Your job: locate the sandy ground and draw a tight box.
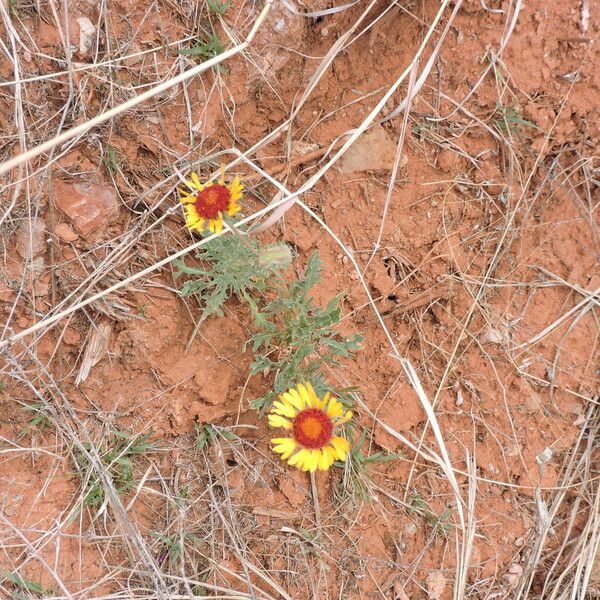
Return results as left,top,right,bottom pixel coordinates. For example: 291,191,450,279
0,0,599,598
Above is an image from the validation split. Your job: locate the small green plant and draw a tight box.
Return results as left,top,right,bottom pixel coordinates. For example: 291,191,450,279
194,423,236,451
18,403,52,438
7,0,19,16
175,237,362,416
493,103,538,136
175,237,291,337
207,0,231,14
2,571,52,599
75,431,156,508
336,429,404,502
149,531,200,567
178,34,228,73
102,146,118,174
408,491,453,537
248,252,362,411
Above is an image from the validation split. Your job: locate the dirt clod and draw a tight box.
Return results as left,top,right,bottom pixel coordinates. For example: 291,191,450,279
54,179,118,238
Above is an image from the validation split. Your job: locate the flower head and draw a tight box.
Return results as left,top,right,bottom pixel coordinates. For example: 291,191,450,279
179,170,243,234
268,382,352,472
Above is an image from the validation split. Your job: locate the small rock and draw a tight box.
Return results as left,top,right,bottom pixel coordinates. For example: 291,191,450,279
0,285,16,303
482,324,509,345
587,274,600,292
55,223,78,242
62,248,77,260
63,328,82,346
291,140,320,158
338,124,408,173
54,179,118,238
437,149,458,172
426,571,446,599
505,563,523,586
16,216,47,260
33,279,50,296
277,473,307,507
404,522,418,536
76,17,95,56
123,42,143,66
455,388,464,406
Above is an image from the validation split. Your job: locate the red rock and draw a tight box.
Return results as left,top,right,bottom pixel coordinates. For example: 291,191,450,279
54,179,118,238
277,472,308,507
55,223,78,242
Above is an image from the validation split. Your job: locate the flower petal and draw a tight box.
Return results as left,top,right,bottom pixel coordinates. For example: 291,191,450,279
268,414,292,429
272,400,297,418
330,436,350,461
272,438,297,460
317,447,334,471
208,217,223,233
281,391,304,411
336,410,353,426
227,203,241,216
306,450,319,472
287,388,306,410
191,172,202,189
326,398,344,418
178,189,196,202
297,383,313,408
288,448,308,468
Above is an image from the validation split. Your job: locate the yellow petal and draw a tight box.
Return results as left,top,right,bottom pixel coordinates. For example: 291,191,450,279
287,388,305,410
271,437,294,445
306,450,319,472
268,414,292,429
227,203,241,216
191,172,202,189
326,398,344,418
272,399,297,418
281,392,303,411
305,382,323,408
288,449,308,468
324,446,337,469
317,448,333,471
208,218,223,233
330,436,350,461
272,438,297,460
178,189,195,201
297,383,313,408
336,410,353,425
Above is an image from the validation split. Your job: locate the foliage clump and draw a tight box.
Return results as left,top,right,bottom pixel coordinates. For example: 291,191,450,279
176,238,362,411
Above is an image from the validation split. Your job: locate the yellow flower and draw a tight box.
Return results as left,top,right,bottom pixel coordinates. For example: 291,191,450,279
179,171,243,234
268,382,352,473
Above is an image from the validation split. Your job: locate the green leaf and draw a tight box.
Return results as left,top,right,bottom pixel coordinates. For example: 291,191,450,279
207,0,232,14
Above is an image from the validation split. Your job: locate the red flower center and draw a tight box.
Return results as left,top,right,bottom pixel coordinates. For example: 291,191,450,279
292,408,333,449
194,184,231,219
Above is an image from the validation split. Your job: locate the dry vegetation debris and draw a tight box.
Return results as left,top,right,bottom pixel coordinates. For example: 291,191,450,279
0,0,599,598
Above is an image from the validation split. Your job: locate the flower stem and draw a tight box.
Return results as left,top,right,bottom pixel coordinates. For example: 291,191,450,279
310,471,321,529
